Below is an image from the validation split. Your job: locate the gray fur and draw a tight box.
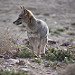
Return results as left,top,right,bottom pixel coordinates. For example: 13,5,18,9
13,7,49,57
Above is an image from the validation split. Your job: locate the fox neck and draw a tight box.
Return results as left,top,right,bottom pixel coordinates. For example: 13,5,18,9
28,16,36,30
24,16,37,30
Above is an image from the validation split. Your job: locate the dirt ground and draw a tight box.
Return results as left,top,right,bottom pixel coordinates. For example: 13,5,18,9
0,0,75,75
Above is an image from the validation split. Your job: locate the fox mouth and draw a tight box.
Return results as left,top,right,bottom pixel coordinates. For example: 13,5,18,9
13,21,22,25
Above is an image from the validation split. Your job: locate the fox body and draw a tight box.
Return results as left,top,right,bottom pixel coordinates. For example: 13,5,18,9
13,7,49,57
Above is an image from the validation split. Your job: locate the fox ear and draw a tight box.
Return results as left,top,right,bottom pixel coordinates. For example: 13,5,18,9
24,8,30,16
22,7,31,18
25,8,31,15
23,6,25,10
24,8,29,14
20,6,22,9
22,7,28,15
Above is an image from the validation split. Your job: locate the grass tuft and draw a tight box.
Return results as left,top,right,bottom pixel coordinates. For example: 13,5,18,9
16,47,35,58
31,58,42,63
57,28,65,32
42,47,75,62
44,61,58,67
71,23,75,26
49,29,52,33
53,28,65,35
0,70,28,75
43,13,50,16
17,51,35,58
53,30,60,35
16,60,25,65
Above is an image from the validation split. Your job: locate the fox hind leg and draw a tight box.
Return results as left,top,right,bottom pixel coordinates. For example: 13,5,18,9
38,37,47,56
29,37,47,57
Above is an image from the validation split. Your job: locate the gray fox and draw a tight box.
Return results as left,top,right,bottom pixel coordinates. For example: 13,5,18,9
13,6,49,57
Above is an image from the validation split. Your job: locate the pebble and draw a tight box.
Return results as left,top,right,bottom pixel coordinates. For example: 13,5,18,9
21,68,29,72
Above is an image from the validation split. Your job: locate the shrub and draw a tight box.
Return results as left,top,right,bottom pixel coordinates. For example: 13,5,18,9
31,58,42,63
53,30,60,35
35,13,40,15
43,13,50,16
49,29,52,33
0,27,15,54
53,28,65,35
71,23,75,26
17,51,35,58
42,47,75,62
57,28,65,32
22,24,26,27
0,70,28,75
44,53,57,61
64,26,69,30
44,61,58,67
16,60,25,65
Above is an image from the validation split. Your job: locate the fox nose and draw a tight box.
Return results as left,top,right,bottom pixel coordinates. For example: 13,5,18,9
13,21,16,24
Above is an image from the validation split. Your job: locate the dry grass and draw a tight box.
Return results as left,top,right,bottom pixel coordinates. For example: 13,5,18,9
0,27,18,54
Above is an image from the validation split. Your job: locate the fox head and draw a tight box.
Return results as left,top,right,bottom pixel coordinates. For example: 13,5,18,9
13,6,32,25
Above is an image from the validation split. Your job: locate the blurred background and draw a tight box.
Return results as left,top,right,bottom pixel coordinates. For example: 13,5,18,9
0,0,75,50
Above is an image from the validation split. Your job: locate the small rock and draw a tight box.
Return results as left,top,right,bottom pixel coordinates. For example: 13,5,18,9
21,68,29,72
8,65,13,67
9,59,19,63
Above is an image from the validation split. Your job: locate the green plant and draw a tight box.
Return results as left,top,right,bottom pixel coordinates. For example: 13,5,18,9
17,51,35,58
53,28,65,35
31,58,42,63
64,27,69,30
63,57,69,63
0,70,28,75
43,13,50,16
15,46,35,58
35,13,40,15
53,30,60,35
57,28,65,32
71,23,75,26
44,61,51,67
22,24,25,27
49,29,52,33
67,32,75,36
42,47,75,62
0,60,2,64
22,47,30,51
16,60,25,65
44,61,58,67
44,53,57,61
